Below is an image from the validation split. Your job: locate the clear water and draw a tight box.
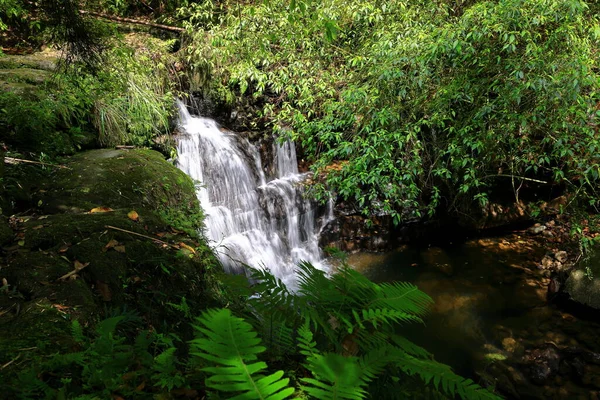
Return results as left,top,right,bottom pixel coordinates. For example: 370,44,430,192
350,236,600,398
175,102,331,288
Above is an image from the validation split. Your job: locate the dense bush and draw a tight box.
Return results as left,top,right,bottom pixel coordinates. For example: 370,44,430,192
182,0,600,222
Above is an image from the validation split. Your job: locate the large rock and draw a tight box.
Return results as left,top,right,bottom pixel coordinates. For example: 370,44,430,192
565,247,600,310
0,148,224,388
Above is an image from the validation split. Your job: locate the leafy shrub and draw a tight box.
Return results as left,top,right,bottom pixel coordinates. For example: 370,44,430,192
181,0,600,222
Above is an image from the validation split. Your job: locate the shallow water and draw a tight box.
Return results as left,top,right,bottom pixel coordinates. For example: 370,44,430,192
350,234,600,399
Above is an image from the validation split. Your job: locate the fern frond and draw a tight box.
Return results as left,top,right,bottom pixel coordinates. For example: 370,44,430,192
352,309,423,330
297,319,318,358
71,320,85,344
301,352,367,400
390,335,432,359
390,348,502,400
190,308,294,400
369,282,433,317
297,261,346,305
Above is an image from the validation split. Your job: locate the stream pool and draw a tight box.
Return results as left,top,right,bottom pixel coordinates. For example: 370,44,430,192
349,234,600,399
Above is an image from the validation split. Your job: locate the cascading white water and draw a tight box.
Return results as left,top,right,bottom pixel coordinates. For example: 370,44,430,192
175,102,331,288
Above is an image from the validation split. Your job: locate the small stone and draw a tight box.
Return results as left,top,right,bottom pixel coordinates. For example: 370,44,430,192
529,224,547,234
542,229,554,237
502,337,518,353
554,250,568,263
541,255,555,269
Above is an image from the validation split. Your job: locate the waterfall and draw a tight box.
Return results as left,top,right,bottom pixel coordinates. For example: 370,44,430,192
175,102,331,288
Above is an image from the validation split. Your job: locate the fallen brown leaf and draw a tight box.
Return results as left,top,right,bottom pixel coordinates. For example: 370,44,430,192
96,281,112,301
52,304,71,314
113,245,126,253
104,239,119,251
179,242,196,254
58,245,70,253
32,225,44,230
90,207,114,213
127,210,139,221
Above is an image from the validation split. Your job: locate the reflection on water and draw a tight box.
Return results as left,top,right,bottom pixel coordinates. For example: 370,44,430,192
349,235,600,399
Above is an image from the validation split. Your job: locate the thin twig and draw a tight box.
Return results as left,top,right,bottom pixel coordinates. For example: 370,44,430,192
57,262,90,281
105,225,178,248
483,174,548,184
0,354,20,370
4,157,70,169
79,10,185,32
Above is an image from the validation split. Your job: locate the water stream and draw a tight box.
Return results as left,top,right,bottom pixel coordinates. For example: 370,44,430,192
350,235,600,399
175,102,331,287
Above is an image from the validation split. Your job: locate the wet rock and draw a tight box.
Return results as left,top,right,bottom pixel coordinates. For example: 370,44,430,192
529,223,547,235
522,345,561,385
542,229,554,238
555,251,568,263
541,255,555,269
502,337,520,354
582,365,600,389
565,260,600,310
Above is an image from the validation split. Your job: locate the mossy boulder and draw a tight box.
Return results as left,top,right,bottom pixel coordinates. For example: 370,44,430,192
0,148,223,386
565,249,600,310
37,149,203,236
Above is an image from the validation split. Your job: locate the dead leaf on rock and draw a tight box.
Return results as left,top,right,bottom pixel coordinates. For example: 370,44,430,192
96,281,112,301
155,232,167,238
104,239,119,251
178,242,196,254
58,245,70,253
52,304,71,314
127,210,139,221
74,260,89,270
114,245,126,253
90,207,114,213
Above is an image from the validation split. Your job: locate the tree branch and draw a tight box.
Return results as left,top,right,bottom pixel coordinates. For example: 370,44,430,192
79,10,185,33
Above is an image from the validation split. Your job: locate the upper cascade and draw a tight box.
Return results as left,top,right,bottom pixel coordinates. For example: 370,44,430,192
175,101,331,288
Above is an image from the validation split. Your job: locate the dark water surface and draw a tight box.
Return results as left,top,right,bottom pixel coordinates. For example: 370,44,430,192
349,234,600,399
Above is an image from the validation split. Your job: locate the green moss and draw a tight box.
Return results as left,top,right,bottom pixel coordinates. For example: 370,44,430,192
0,299,74,377
0,51,58,71
38,149,203,229
0,68,51,84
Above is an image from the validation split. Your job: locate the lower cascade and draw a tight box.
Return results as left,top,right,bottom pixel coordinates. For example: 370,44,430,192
175,102,332,287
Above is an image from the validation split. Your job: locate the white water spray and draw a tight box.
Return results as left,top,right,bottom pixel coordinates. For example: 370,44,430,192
175,102,331,288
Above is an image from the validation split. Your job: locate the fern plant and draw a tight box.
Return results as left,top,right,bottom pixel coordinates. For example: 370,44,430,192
192,262,502,400
190,308,295,399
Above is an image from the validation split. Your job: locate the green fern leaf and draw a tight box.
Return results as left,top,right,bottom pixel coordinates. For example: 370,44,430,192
302,352,367,400
370,282,433,317
71,320,85,344
390,348,502,400
191,308,294,400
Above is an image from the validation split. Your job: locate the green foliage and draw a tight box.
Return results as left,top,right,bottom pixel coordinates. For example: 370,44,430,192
184,0,600,222
193,262,501,399
13,316,184,399
191,308,295,399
